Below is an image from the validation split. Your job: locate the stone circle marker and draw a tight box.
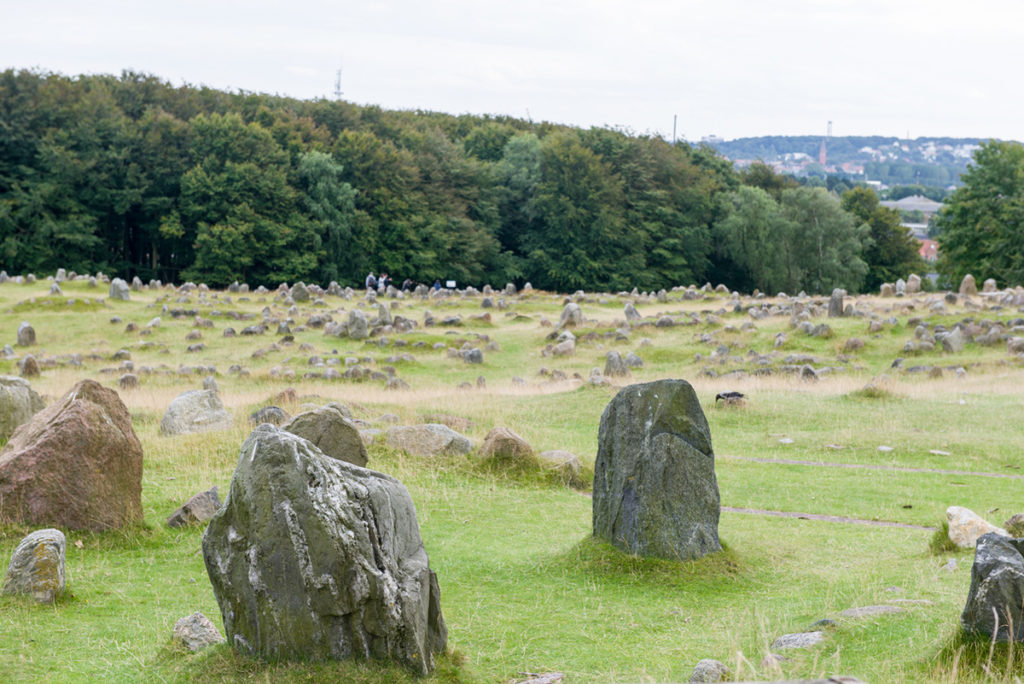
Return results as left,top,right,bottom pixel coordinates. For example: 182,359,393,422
202,425,447,673
593,379,721,560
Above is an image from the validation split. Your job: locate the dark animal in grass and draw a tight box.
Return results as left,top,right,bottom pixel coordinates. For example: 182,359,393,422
715,391,746,407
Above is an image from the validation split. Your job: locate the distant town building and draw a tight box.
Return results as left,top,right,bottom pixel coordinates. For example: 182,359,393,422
918,238,938,262
879,195,944,215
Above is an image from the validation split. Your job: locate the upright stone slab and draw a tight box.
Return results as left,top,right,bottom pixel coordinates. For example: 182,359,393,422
202,425,447,673
593,379,721,560
0,376,46,441
109,278,130,301
962,533,1024,641
828,289,846,318
17,322,35,346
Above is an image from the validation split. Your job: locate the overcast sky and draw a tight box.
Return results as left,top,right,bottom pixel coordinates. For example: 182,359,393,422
3,0,1022,142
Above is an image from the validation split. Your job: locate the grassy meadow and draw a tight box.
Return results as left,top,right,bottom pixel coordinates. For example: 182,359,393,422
1,277,1023,683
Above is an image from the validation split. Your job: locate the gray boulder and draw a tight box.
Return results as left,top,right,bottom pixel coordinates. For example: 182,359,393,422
828,288,846,318
961,533,1024,641
689,658,729,682
943,327,967,353
160,389,233,435
623,302,641,321
593,379,721,560
166,486,222,527
0,375,45,441
202,425,447,672
538,450,584,488
2,528,65,603
604,351,631,377
109,278,130,300
559,303,582,328
907,273,922,294
960,274,978,296
173,612,226,652
347,309,369,340
290,282,310,302
17,321,35,346
282,404,368,467
385,424,473,457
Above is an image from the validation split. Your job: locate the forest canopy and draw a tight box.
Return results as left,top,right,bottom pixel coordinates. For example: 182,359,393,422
0,69,929,293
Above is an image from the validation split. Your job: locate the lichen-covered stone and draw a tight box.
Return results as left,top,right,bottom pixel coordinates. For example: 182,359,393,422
202,425,446,672
962,533,1024,641
282,404,368,467
160,389,233,435
593,379,721,560
0,375,45,441
172,611,226,651
3,528,65,603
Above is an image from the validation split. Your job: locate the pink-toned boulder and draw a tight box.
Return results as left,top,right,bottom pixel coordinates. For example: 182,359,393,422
0,379,143,530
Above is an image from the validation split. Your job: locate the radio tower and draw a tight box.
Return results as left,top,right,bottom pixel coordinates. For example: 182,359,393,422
333,67,343,101
819,120,832,166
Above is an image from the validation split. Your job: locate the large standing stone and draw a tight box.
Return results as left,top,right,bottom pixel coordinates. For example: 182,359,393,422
109,278,130,301
282,404,368,467
962,533,1024,641
0,379,143,530
880,283,895,297
20,355,40,378
202,425,447,672
385,424,473,457
593,379,721,560
347,309,369,340
604,351,631,377
558,303,582,328
160,389,233,435
290,282,310,302
828,289,846,318
17,322,35,346
960,274,978,296
907,273,922,294
623,302,641,321
0,376,46,441
3,528,65,603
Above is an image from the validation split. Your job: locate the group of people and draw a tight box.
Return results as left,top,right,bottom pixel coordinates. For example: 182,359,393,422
365,271,433,293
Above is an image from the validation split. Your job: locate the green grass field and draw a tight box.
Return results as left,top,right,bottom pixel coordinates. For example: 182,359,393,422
1,277,1021,683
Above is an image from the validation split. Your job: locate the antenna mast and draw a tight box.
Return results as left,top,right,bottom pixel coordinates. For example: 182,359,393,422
333,67,343,101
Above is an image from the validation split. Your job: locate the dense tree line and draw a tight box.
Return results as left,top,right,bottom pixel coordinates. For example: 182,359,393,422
0,69,922,293
936,140,1024,286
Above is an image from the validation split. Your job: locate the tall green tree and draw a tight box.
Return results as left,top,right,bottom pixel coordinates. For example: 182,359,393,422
525,132,636,291
712,186,791,293
936,140,1024,285
780,187,870,293
298,150,356,283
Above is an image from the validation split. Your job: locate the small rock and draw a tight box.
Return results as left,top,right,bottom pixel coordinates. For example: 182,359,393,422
770,631,825,650
172,611,226,652
839,605,902,618
688,658,729,682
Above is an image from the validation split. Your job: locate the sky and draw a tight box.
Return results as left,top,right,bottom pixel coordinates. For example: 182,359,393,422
2,0,1023,142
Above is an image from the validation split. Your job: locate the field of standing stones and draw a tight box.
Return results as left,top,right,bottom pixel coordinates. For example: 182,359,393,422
3,269,1024,683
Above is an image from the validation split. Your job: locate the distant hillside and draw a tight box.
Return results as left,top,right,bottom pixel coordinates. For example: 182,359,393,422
702,135,1004,187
